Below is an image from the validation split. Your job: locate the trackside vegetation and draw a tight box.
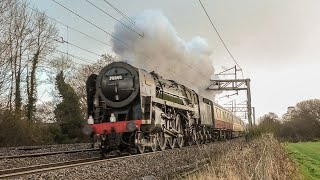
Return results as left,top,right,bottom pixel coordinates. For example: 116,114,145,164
185,134,302,180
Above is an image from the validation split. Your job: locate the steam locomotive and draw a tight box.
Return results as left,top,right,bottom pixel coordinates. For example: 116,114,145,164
85,61,245,156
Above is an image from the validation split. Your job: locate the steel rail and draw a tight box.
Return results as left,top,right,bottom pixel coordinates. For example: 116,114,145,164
0,148,99,160
0,157,101,179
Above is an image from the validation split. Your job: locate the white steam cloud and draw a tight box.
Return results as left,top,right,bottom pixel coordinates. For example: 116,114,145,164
112,10,218,100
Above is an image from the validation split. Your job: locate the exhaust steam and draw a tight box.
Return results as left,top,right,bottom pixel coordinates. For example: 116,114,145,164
112,10,218,100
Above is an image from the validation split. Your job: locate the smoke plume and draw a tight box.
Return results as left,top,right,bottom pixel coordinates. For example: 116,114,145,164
112,10,218,100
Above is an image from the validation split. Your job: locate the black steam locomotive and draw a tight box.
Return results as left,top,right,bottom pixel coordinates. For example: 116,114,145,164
86,62,245,156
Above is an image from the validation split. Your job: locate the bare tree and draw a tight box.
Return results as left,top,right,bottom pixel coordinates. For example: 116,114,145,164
0,0,58,121
295,99,320,121
25,12,58,122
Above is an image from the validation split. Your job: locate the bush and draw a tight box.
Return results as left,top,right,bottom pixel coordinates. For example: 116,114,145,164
245,128,262,141
0,110,54,147
0,109,85,147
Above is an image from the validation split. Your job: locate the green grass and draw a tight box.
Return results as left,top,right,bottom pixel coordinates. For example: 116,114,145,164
285,142,320,180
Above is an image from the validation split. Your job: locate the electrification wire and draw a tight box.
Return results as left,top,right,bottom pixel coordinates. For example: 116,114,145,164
51,0,128,46
64,40,102,57
54,37,102,57
48,0,206,86
102,0,144,35
48,0,208,83
50,48,93,64
85,0,143,37
198,0,244,78
103,0,135,24
20,3,112,47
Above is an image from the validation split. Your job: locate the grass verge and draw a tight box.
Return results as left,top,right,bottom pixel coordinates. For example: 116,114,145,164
284,142,320,180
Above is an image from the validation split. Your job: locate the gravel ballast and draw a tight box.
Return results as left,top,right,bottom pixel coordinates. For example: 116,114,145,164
15,139,243,180
0,143,92,157
0,151,99,170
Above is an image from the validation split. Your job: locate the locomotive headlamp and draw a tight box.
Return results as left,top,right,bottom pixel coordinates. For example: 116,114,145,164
110,113,116,122
87,115,94,125
126,121,136,132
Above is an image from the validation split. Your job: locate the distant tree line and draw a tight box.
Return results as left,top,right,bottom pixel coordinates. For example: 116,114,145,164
250,99,320,142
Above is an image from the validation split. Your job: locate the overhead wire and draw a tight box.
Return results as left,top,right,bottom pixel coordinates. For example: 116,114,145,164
102,0,144,34
51,0,128,46
50,0,209,86
64,40,102,57
198,0,244,78
103,0,135,24
95,1,220,81
50,48,93,64
84,0,143,37
20,3,112,47
22,0,241,87
24,5,105,64
54,37,102,57
101,1,209,81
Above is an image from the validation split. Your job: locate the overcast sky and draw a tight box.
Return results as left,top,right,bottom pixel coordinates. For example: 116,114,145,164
31,0,320,121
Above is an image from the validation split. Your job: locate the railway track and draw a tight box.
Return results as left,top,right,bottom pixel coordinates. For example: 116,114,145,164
0,142,219,179
0,150,164,179
0,157,101,179
0,148,99,160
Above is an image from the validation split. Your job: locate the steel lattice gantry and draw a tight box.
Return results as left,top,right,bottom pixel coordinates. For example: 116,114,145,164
207,79,253,127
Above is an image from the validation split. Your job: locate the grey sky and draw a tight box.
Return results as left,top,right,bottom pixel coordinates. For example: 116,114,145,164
31,0,320,120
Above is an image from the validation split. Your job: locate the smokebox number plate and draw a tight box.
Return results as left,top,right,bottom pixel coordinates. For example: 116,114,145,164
109,75,123,81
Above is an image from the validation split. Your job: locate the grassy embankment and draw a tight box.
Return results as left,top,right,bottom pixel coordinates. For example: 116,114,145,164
285,142,320,180
183,134,302,180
